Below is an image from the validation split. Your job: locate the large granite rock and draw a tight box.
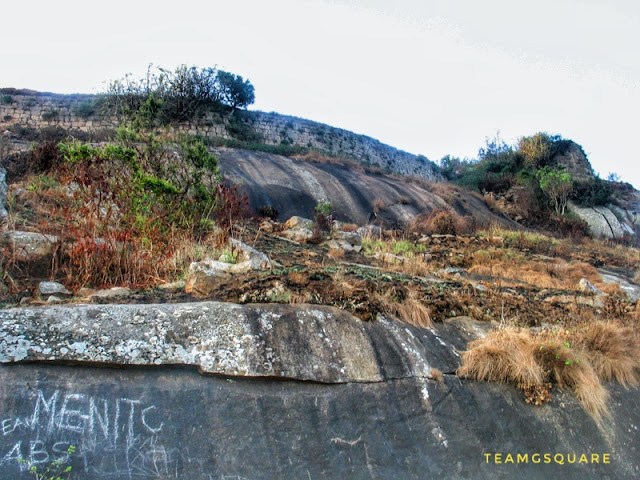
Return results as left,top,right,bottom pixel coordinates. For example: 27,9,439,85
0,302,447,382
568,202,633,239
1,230,58,262
0,303,638,479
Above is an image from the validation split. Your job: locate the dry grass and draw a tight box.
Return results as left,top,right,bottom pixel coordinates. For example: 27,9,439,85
430,368,444,383
572,322,640,386
457,330,544,385
373,198,386,212
468,248,603,290
376,288,433,328
327,248,346,260
455,324,640,418
340,223,359,232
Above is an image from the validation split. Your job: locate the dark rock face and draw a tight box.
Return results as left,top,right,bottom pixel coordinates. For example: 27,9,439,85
0,365,637,479
0,303,638,479
215,148,518,228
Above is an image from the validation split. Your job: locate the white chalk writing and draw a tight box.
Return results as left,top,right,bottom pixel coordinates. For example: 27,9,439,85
1,389,177,478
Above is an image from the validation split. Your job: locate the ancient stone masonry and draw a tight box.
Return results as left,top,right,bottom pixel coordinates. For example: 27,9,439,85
0,92,441,180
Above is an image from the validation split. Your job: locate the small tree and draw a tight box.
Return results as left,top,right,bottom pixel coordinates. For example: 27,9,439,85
215,71,255,111
536,167,573,215
518,133,554,169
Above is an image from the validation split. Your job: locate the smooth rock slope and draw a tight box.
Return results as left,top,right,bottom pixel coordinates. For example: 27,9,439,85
0,303,638,479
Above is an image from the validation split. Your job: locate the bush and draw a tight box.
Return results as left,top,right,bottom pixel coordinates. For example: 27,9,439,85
73,98,97,117
103,64,256,126
572,178,612,207
41,109,59,121
0,95,12,105
259,205,279,220
311,202,334,243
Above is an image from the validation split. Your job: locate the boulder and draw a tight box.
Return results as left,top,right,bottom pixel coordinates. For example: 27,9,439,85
284,215,313,230
578,278,603,295
281,227,314,243
335,230,362,247
327,239,354,252
185,239,272,296
1,230,58,262
89,287,131,301
568,202,628,239
36,281,71,299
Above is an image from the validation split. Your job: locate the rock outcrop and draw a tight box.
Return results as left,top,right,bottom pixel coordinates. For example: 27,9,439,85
1,230,58,262
0,303,638,479
185,239,272,295
569,202,636,239
216,148,518,228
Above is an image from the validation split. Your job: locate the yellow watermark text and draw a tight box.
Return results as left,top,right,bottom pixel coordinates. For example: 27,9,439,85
484,452,611,465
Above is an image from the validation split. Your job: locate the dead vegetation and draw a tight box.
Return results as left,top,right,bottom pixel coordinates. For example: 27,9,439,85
458,321,640,418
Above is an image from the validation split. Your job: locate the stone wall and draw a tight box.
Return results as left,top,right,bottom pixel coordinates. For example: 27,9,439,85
0,91,440,179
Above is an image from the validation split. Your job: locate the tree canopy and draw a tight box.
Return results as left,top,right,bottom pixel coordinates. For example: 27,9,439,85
103,64,256,126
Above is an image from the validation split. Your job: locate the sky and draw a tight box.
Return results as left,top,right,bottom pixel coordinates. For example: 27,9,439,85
2,0,639,187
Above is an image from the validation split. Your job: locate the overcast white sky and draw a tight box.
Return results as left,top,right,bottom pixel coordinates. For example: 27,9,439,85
2,0,639,186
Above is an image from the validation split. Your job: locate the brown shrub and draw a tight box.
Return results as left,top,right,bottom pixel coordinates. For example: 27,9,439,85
411,209,455,235
430,368,444,383
373,198,386,212
458,327,613,418
376,288,433,328
340,223,359,232
573,323,640,386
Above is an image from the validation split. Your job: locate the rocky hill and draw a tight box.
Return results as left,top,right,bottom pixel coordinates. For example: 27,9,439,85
1,90,640,479
0,90,440,179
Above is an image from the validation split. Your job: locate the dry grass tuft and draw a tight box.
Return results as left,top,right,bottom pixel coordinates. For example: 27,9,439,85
456,325,633,418
376,289,433,328
573,322,640,387
430,368,444,383
340,223,359,232
457,330,544,385
468,248,603,290
534,338,609,418
373,198,386,212
327,248,346,260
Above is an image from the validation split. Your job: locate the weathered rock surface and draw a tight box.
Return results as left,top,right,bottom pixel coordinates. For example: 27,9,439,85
88,287,131,301
36,281,71,299
598,268,640,302
216,148,520,228
1,230,58,262
0,302,447,382
569,201,632,239
283,215,313,230
0,302,638,479
281,227,314,243
0,166,7,224
185,239,272,295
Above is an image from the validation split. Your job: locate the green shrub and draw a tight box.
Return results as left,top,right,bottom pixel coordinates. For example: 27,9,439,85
41,109,59,121
0,95,12,105
572,178,612,207
315,201,333,217
74,99,96,117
